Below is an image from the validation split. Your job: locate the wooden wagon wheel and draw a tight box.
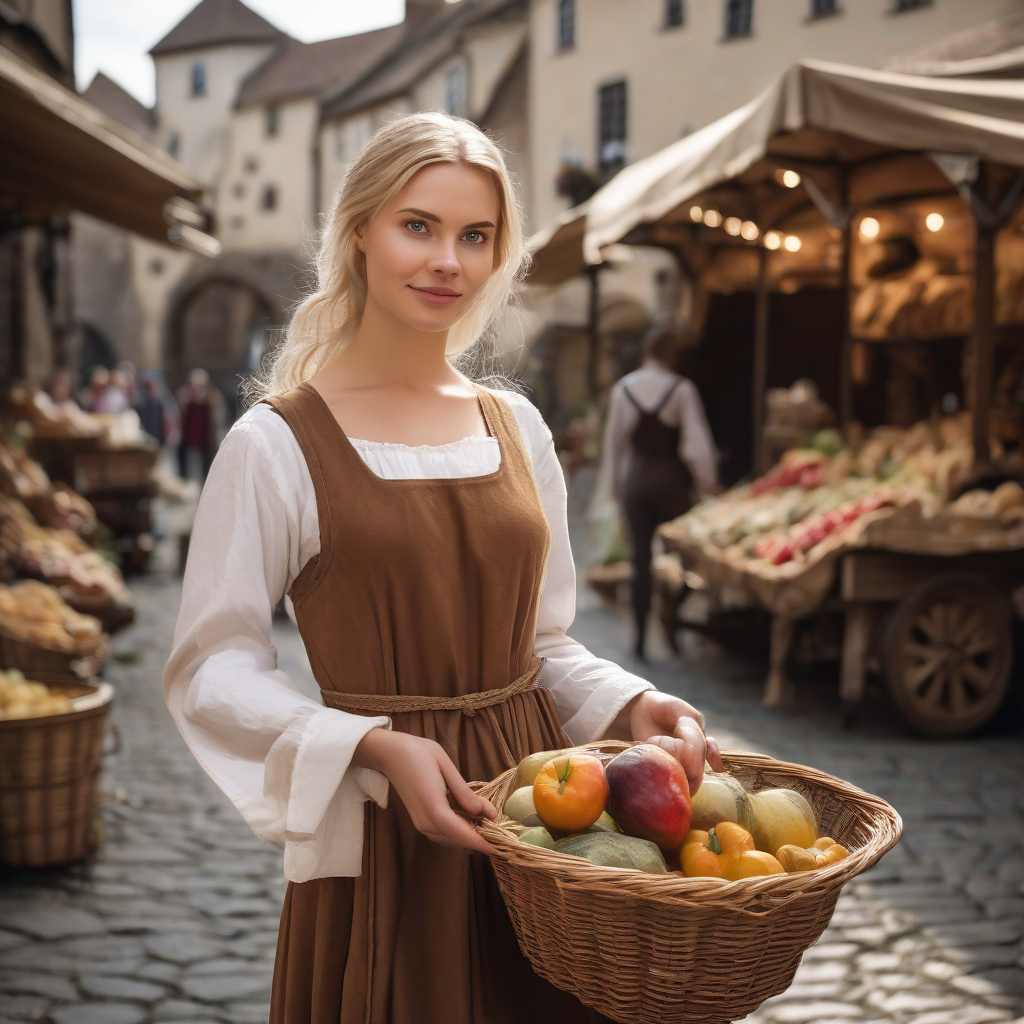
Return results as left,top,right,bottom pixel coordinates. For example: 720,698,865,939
881,575,1012,737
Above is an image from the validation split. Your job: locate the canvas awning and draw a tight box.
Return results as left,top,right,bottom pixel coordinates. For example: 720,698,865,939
529,59,1024,285
0,46,216,249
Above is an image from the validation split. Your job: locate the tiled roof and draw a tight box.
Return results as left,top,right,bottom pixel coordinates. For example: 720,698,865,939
236,24,406,107
888,10,1024,76
81,72,154,139
321,0,524,120
150,0,284,57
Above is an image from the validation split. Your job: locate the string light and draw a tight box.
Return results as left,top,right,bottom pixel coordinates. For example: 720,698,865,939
741,220,759,241
703,209,722,228
774,168,801,188
764,231,782,250
689,205,703,222
925,212,944,232
784,235,802,252
859,216,880,240
724,217,742,236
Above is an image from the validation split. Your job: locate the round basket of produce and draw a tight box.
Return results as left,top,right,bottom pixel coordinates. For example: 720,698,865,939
474,742,902,1024
0,580,108,679
0,670,114,867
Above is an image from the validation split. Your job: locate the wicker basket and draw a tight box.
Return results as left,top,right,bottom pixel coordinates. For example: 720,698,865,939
474,743,902,1024
0,624,107,679
0,678,113,867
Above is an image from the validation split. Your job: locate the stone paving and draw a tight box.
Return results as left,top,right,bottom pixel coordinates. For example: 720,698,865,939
1,515,1023,1022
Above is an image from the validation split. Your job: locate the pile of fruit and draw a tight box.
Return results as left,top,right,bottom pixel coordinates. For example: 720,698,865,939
503,744,849,880
673,412,1021,570
0,668,72,720
0,580,105,655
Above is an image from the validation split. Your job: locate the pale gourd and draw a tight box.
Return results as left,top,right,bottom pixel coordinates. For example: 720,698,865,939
516,747,574,787
748,788,818,856
503,786,543,827
519,827,556,850
690,772,754,833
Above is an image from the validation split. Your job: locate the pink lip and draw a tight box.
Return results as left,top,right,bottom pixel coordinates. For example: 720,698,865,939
409,285,462,305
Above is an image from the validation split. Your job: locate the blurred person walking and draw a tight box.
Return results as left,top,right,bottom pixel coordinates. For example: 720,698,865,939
80,366,128,413
603,326,719,660
135,375,168,445
175,369,221,482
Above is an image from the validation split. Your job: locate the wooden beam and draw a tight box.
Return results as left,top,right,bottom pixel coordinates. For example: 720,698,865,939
752,248,769,474
970,219,995,465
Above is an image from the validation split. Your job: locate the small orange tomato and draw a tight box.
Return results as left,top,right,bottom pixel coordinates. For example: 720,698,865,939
533,753,608,832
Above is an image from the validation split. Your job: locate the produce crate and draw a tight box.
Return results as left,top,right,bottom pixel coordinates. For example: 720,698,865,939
0,678,113,866
474,743,901,1024
72,450,158,496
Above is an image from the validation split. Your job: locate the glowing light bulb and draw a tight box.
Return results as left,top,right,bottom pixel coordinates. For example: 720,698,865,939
689,205,703,222
764,231,782,250
741,220,759,241
784,235,802,252
925,212,944,232
703,209,722,228
782,170,801,188
724,217,742,236
859,216,880,240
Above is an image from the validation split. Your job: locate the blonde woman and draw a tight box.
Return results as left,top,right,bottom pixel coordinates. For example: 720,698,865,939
164,113,721,1023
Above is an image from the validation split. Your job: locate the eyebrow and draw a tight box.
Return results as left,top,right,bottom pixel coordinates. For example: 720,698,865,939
398,207,496,230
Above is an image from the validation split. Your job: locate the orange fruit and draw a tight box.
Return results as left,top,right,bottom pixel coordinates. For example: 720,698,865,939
532,753,608,832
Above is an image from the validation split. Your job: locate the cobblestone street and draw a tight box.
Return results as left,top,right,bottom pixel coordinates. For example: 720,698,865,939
1,505,1024,1023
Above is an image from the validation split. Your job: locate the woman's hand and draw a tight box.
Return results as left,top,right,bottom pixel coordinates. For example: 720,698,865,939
628,691,723,795
353,728,499,855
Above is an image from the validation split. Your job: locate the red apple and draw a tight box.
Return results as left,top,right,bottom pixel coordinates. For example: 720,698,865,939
605,743,692,854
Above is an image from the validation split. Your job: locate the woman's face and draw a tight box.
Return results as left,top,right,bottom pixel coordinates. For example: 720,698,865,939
356,162,500,334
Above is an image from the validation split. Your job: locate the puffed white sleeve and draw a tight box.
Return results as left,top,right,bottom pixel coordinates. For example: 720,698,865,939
162,410,390,883
503,394,655,743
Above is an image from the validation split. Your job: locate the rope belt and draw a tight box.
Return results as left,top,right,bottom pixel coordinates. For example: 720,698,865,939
319,658,544,716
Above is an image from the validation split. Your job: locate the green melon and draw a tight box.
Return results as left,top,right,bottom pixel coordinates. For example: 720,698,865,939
554,832,667,873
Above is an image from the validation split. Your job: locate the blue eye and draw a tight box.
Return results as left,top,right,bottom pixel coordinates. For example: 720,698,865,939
406,220,428,233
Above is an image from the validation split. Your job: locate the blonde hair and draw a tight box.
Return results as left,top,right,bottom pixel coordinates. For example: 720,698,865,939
256,112,527,399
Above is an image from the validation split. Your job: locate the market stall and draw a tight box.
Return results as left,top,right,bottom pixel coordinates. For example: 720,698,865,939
527,61,1024,735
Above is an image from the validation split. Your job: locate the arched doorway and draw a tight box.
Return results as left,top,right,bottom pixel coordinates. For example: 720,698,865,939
166,277,272,421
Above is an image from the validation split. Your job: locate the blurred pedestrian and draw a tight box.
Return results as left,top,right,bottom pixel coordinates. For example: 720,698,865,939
79,366,111,412
175,368,220,481
603,325,720,660
48,370,79,411
135,376,167,445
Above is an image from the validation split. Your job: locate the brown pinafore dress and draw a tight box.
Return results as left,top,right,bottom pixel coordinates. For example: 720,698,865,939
265,383,609,1024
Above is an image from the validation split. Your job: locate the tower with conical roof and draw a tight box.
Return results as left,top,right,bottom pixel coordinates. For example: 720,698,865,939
149,0,286,190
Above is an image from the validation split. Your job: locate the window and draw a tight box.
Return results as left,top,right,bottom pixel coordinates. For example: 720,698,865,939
598,80,627,177
665,0,685,27
558,0,575,51
724,0,753,38
260,185,278,211
265,103,279,137
809,0,839,15
147,258,164,275
168,132,180,159
892,0,931,10
243,155,258,173
232,182,244,198
191,63,206,97
231,216,245,230
445,63,468,117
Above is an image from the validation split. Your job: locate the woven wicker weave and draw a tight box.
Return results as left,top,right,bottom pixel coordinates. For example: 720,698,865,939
475,743,902,1024
0,625,106,679
0,679,113,867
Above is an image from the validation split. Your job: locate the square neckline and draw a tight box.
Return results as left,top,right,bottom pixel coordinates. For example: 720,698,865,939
297,381,507,488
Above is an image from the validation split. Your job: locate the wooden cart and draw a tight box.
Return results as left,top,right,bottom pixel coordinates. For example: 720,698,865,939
660,514,1024,737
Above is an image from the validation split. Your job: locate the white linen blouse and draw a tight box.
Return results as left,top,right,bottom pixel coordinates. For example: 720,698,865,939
163,389,654,884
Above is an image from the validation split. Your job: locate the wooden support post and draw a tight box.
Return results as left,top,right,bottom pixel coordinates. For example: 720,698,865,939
838,222,853,434
763,614,793,708
752,249,769,475
970,216,995,466
840,602,871,708
586,264,601,398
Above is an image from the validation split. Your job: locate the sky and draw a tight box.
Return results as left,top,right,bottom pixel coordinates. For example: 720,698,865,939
73,0,408,106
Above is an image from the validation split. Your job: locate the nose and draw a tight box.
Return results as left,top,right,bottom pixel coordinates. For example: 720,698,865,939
426,237,461,279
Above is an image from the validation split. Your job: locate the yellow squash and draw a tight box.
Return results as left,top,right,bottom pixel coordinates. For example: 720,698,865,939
777,837,850,873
